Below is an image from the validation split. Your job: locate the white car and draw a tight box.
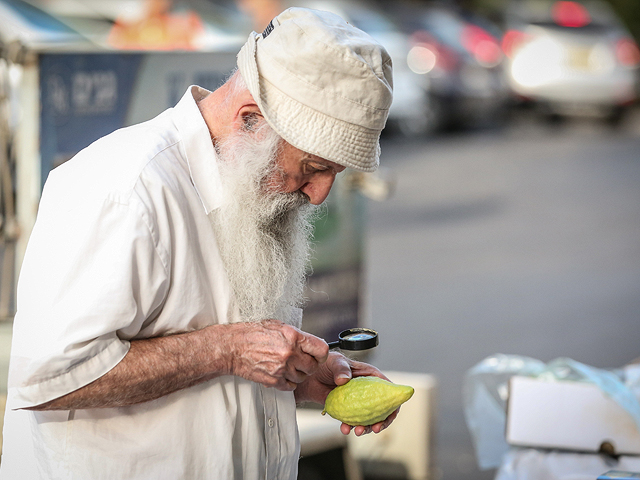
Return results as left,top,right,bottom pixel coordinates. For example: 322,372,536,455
502,0,640,121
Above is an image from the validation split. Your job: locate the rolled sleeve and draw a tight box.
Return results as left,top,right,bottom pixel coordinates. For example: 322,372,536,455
8,169,169,408
10,336,130,409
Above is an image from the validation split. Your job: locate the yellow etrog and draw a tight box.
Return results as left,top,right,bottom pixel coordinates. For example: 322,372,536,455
322,376,414,426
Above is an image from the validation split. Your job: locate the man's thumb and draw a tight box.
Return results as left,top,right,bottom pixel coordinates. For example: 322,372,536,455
333,356,352,386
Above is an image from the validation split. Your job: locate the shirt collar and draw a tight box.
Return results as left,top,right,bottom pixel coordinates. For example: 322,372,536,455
172,85,223,214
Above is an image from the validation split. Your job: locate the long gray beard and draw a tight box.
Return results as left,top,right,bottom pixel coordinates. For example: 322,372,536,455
208,124,319,325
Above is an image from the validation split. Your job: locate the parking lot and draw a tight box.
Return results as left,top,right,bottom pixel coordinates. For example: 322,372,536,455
368,110,640,479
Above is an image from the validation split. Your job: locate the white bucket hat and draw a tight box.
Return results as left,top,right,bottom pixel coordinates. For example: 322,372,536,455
237,7,393,172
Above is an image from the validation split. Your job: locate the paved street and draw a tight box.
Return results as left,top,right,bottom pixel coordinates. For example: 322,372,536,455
367,111,640,480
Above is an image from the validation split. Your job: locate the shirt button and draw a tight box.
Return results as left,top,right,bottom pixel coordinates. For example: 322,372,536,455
267,418,275,428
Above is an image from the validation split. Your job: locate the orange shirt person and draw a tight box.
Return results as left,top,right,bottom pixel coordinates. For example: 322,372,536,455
108,0,204,50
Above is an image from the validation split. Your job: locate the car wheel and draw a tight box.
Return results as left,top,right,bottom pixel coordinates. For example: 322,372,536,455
604,106,628,128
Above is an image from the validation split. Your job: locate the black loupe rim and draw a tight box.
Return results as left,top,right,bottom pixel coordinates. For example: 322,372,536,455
337,328,379,351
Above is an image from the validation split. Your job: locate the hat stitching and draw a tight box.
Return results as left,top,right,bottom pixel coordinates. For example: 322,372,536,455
377,56,394,83
288,20,392,92
264,113,377,170
268,19,390,80
288,17,388,76
256,56,379,139
260,88,379,171
261,78,382,137
258,72,388,134
259,47,391,115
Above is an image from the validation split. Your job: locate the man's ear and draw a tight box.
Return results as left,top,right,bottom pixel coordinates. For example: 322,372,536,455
231,92,263,133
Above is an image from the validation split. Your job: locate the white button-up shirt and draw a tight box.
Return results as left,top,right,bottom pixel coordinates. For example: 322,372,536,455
0,86,300,480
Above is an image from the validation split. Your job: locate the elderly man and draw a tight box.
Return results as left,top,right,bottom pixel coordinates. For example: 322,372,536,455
0,7,394,480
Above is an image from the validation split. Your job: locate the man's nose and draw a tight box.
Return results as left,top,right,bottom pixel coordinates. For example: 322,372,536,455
300,175,336,205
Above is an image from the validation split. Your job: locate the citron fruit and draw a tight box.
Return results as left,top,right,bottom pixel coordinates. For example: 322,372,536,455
322,376,414,426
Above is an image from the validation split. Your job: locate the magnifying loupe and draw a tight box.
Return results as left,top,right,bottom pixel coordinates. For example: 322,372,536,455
327,328,379,351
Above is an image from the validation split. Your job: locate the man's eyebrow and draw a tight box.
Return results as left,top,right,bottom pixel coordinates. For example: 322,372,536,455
303,157,338,169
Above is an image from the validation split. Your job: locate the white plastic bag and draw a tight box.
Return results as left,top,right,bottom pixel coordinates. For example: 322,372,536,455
463,355,640,470
495,448,640,480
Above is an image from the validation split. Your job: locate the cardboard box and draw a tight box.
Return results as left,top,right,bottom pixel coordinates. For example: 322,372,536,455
506,376,640,455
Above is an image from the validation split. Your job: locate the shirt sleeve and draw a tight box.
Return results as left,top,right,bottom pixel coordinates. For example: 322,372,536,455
8,167,170,409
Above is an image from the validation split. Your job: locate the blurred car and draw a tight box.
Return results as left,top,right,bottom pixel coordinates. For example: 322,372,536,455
284,0,434,136
390,2,510,130
502,0,640,121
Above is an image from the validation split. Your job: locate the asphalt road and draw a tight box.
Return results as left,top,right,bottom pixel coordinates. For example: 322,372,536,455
367,111,640,480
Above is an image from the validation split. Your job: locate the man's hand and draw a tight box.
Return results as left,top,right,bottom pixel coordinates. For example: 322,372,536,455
223,319,329,391
294,352,400,436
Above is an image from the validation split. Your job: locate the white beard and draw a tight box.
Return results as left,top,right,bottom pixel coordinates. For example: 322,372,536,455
208,123,319,325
